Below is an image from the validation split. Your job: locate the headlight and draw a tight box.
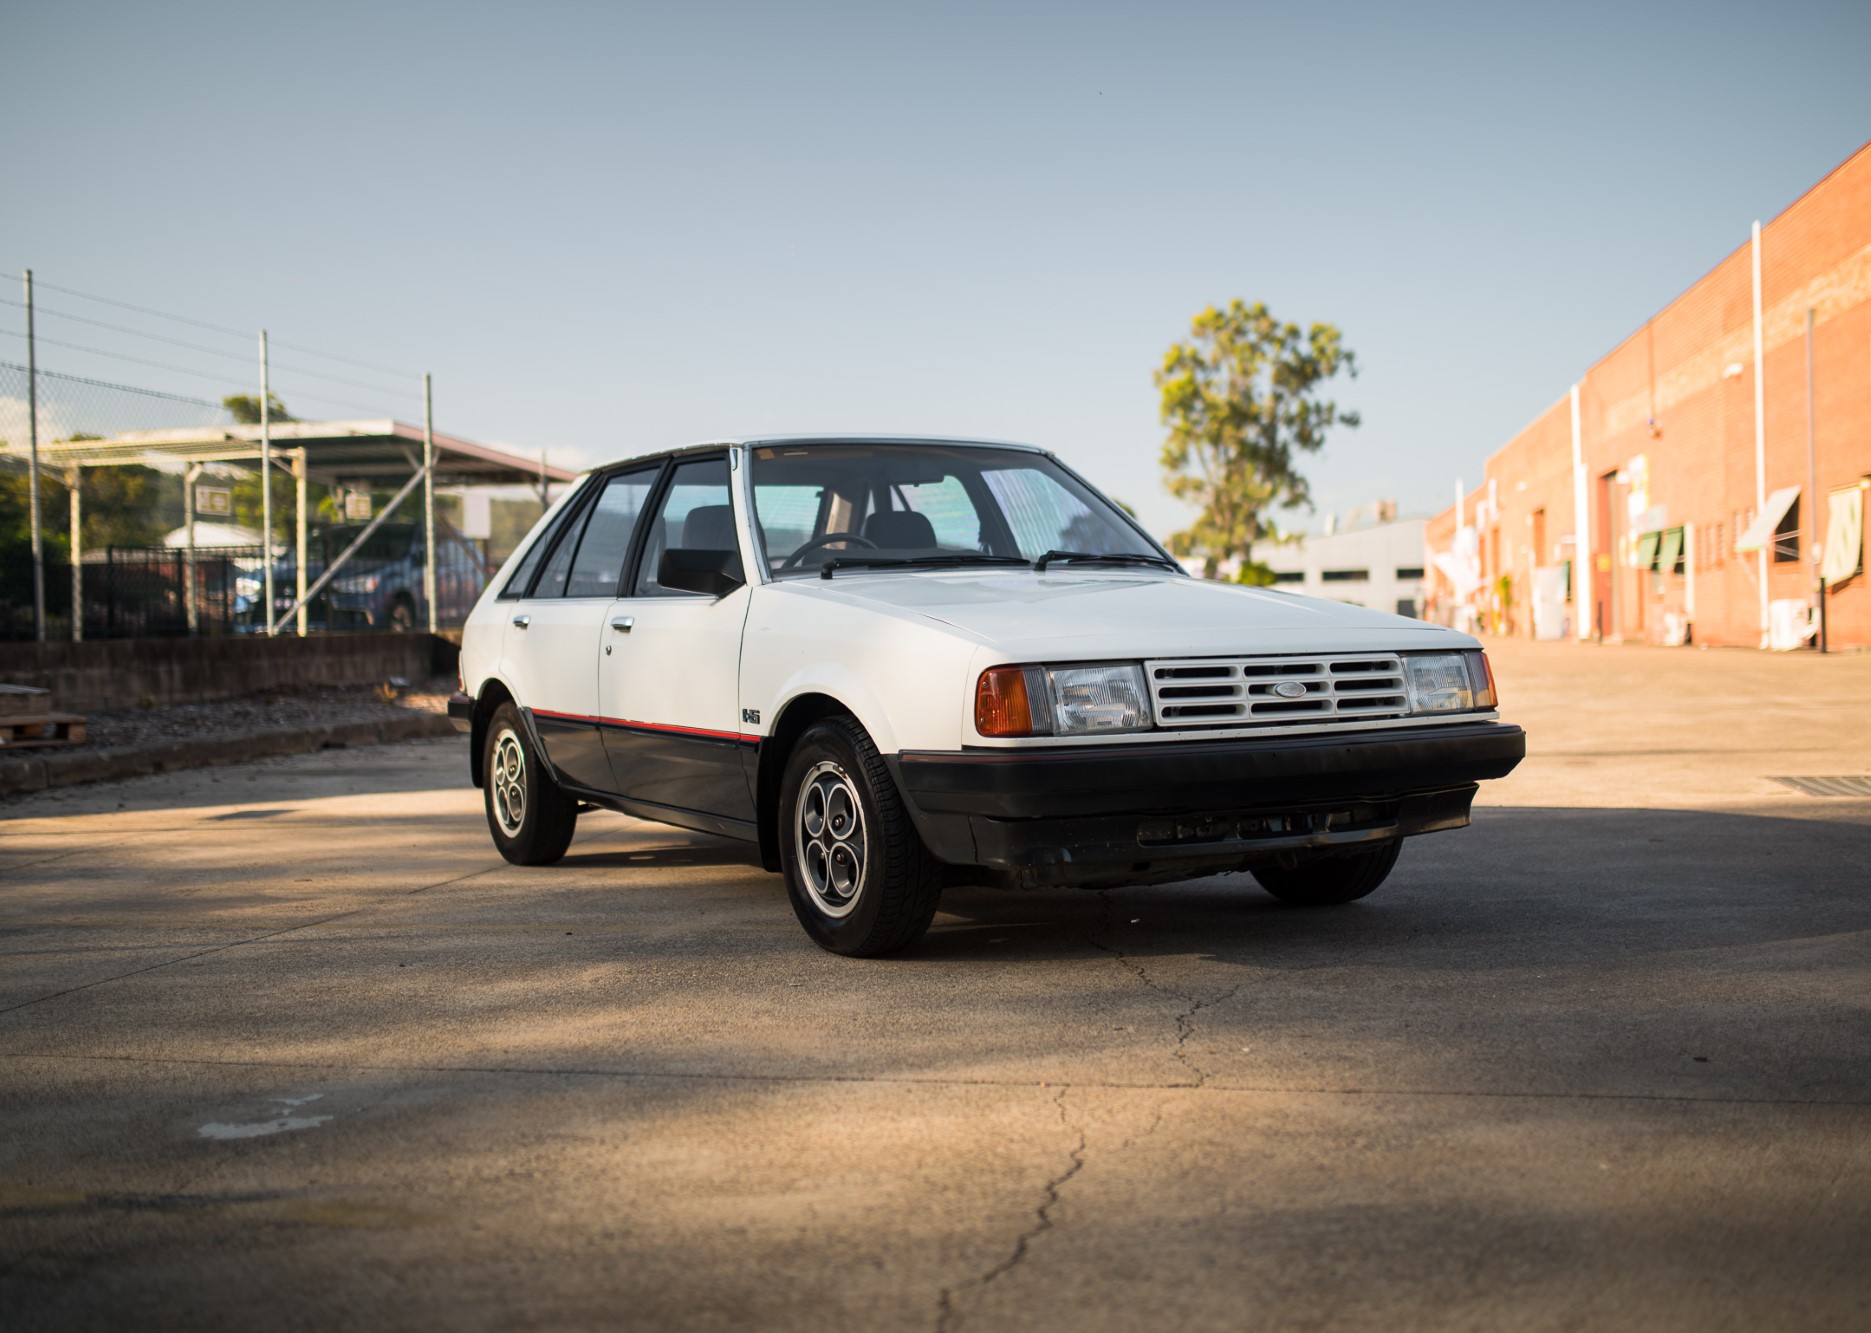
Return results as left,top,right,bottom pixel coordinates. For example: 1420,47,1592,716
1405,651,1497,714
235,576,261,598
975,662,1151,737
334,573,381,594
1046,664,1151,734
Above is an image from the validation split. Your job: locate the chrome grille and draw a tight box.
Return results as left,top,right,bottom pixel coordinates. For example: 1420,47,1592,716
1146,654,1409,728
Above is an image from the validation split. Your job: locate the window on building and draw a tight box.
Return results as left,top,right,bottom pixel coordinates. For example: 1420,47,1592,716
1774,497,1800,563
1271,570,1304,584
1394,566,1424,580
1395,598,1418,618
1321,569,1369,583
1657,526,1685,576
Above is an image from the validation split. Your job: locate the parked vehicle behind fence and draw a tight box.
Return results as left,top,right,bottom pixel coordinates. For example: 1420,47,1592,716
238,520,486,631
450,437,1526,956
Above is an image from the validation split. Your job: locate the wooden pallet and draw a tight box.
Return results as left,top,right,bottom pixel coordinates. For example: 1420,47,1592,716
0,713,88,748
0,684,52,718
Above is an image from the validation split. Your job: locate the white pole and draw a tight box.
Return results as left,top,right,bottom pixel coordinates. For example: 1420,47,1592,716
1570,382,1590,641
184,463,200,635
260,329,275,636
294,449,308,637
1751,220,1768,642
1684,519,1697,624
24,270,44,643
67,468,82,642
422,373,438,634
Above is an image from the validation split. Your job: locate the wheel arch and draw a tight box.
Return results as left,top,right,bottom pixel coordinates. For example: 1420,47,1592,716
756,691,861,873
469,677,517,788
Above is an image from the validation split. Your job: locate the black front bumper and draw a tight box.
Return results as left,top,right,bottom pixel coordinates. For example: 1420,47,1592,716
447,691,474,734
888,722,1525,887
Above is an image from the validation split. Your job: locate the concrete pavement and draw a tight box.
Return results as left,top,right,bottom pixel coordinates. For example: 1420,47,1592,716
2,640,1868,1330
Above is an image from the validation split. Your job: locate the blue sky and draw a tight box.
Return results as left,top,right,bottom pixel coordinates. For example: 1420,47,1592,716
7,0,1869,539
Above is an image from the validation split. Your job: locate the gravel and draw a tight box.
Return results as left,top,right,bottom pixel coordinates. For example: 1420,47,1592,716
75,679,454,749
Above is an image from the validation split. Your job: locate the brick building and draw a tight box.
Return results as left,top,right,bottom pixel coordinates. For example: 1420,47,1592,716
1425,140,1871,649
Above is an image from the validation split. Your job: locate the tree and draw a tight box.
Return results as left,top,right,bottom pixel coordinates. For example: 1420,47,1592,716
1156,300,1358,579
222,392,293,424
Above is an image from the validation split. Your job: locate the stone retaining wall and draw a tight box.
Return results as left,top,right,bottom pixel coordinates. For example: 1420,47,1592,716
0,634,456,714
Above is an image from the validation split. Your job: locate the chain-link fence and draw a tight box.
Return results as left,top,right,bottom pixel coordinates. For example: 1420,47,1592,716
0,359,255,640
1,273,563,643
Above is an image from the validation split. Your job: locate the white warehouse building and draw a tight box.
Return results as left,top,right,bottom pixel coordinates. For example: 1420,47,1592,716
1247,501,1428,619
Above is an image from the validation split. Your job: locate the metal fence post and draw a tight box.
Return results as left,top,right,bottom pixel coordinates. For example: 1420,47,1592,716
67,468,82,642
422,373,438,634
23,269,47,643
184,463,200,634
294,449,308,637
260,329,275,636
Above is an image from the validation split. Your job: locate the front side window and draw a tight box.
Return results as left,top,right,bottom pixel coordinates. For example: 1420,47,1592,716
635,457,736,596
749,442,1162,576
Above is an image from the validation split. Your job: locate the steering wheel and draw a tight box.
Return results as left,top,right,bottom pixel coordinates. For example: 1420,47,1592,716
780,532,878,570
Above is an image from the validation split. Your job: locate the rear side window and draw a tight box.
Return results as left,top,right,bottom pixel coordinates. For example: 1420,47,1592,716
564,468,660,597
499,480,597,599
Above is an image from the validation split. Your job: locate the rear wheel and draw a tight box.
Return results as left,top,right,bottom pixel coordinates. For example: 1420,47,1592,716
1252,840,1401,906
780,716,942,956
388,596,416,633
483,702,577,865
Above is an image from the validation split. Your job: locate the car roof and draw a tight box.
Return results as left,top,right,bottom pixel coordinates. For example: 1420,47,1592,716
588,434,1049,474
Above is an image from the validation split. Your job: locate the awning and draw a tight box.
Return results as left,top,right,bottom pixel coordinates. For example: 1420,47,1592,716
1734,486,1800,553
1821,486,1864,584
1657,526,1684,572
1636,531,1662,568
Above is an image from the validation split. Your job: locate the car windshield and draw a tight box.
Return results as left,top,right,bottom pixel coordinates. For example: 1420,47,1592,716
749,442,1165,577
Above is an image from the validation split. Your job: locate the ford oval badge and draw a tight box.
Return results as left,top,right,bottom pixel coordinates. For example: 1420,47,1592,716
1272,681,1308,699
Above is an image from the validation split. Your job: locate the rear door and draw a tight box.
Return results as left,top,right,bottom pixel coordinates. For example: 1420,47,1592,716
505,463,662,791
598,454,756,831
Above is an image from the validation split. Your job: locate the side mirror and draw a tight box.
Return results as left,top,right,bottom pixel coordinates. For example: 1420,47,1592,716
658,548,745,598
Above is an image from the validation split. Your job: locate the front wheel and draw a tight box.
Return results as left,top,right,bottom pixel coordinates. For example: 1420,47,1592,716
1252,840,1402,906
483,702,578,865
780,716,942,956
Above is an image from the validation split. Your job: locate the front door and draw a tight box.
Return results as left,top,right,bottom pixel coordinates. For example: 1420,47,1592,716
508,463,661,791
599,455,756,831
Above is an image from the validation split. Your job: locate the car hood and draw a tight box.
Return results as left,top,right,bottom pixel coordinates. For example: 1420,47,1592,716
806,569,1474,657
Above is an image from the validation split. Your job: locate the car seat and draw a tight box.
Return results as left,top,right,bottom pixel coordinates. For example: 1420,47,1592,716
861,510,937,550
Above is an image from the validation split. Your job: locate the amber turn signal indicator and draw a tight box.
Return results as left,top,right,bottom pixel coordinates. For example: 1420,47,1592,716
1469,651,1498,709
976,666,1040,737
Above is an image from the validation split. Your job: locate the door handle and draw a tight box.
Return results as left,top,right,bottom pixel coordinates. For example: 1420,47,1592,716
610,615,635,633
511,614,531,629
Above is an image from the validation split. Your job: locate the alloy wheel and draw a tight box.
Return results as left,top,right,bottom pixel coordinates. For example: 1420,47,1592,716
491,727,527,837
795,760,867,918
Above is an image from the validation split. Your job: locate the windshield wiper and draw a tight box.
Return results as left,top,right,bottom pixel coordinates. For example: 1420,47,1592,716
820,554,1030,580
1032,549,1181,572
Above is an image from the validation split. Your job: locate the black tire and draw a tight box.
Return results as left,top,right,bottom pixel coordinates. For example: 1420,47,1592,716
388,596,417,633
1252,840,1402,907
483,702,578,865
779,716,943,957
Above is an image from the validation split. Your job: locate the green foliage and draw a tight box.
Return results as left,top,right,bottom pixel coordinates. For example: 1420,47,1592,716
1156,300,1358,578
222,392,293,424
0,457,180,554
1233,560,1278,587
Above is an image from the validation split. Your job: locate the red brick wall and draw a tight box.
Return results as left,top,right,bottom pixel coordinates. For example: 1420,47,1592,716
1431,140,1871,648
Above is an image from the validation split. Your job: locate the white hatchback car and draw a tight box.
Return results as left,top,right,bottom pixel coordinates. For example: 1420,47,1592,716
450,437,1524,956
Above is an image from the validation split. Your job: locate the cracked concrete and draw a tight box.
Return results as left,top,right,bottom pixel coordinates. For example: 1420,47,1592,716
936,1087,1087,1331
2,639,1871,1329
